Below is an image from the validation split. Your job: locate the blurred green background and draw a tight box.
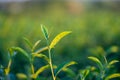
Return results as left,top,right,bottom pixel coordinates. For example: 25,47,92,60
0,0,120,79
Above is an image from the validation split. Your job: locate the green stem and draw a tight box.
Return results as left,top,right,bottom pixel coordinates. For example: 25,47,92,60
47,41,56,80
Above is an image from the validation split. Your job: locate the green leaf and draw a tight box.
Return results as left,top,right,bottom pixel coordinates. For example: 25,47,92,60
32,53,49,62
8,48,15,57
80,69,90,79
5,59,12,75
88,56,103,70
108,60,119,68
54,61,77,77
35,46,48,54
41,25,49,40
16,73,27,79
105,73,120,80
11,47,30,60
32,40,41,52
62,68,76,77
32,65,49,79
23,37,33,49
50,31,71,48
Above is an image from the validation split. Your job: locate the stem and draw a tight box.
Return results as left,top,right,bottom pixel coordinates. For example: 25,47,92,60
47,41,56,80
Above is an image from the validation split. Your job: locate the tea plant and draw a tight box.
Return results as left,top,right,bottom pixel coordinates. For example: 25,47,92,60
0,25,77,80
88,53,120,80
41,25,77,80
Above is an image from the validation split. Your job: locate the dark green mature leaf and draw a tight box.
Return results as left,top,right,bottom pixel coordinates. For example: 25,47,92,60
54,61,77,77
11,47,30,60
41,25,49,40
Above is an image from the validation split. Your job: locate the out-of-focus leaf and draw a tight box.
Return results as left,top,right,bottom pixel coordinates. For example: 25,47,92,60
62,68,76,77
88,56,103,70
11,47,30,60
108,60,119,68
31,64,34,74
32,40,41,52
41,25,49,40
50,31,71,48
5,59,12,75
23,37,33,49
105,73,120,80
16,73,27,79
80,69,89,79
54,61,77,77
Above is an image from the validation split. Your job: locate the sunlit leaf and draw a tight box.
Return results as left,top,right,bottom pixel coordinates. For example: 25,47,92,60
88,56,103,70
54,61,77,77
32,40,41,52
105,73,120,80
32,53,49,62
23,37,33,49
35,46,48,54
32,65,49,79
16,73,27,79
50,31,71,48
80,69,90,79
108,60,119,68
5,59,12,75
41,25,49,40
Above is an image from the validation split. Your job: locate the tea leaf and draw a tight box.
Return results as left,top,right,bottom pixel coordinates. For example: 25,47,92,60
5,59,12,75
23,37,33,49
32,65,49,79
31,64,34,74
50,31,71,48
108,60,119,67
54,61,77,77
11,47,30,60
16,73,27,79
32,53,49,62
88,56,103,70
32,40,41,52
80,69,90,79
105,73,120,80
41,25,49,40
35,46,48,53
62,68,76,77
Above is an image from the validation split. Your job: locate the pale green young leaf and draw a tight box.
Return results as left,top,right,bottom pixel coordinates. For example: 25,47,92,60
32,40,41,52
32,65,49,79
54,61,77,77
50,31,71,48
88,56,103,70
41,25,49,40
80,69,90,79
35,46,48,54
23,37,33,49
32,53,49,62
108,60,119,68
105,73,120,80
16,73,27,79
5,59,12,75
